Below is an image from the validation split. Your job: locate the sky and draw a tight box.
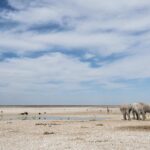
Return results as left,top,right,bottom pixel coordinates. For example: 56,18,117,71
0,0,150,105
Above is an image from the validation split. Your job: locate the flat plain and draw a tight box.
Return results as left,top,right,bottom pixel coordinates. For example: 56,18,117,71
0,106,150,150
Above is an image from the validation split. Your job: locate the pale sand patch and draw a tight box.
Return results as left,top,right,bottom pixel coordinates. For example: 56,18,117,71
0,107,150,150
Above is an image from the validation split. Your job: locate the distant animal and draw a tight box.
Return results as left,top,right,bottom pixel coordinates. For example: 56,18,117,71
20,112,28,115
120,104,132,120
107,106,110,114
132,102,150,120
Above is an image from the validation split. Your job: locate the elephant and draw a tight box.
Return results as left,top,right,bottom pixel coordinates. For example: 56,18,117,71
131,102,150,120
120,104,132,120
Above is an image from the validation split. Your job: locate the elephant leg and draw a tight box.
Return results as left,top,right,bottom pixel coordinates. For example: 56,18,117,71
141,112,146,120
132,111,136,119
136,112,140,120
127,113,131,120
123,112,127,120
127,110,131,120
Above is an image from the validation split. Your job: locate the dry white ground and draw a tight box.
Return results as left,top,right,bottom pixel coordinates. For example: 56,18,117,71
0,107,150,150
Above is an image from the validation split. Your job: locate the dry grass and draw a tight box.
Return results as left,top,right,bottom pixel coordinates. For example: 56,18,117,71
96,123,103,126
43,131,55,135
117,125,150,131
80,126,88,128
49,123,61,126
35,123,47,126
90,140,108,143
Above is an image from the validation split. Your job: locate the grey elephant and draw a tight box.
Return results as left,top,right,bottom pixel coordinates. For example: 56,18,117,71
120,104,132,120
132,102,150,120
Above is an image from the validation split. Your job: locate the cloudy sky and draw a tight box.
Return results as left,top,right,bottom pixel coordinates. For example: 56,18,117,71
0,0,150,105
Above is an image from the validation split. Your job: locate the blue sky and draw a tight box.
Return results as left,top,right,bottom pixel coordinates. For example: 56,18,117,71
0,0,150,105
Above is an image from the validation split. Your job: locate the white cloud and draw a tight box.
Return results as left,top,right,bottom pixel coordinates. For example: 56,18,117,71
1,52,150,92
0,53,94,93
0,0,149,55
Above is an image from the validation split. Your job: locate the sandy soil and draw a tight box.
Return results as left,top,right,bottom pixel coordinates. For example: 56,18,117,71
0,106,150,150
